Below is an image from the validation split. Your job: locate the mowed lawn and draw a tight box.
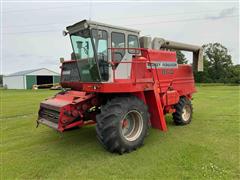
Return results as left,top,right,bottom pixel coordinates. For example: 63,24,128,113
1,85,239,179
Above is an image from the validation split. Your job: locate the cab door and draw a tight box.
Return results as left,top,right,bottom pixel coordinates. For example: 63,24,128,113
111,32,139,80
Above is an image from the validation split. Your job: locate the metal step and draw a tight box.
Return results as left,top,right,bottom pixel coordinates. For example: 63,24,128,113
38,118,58,130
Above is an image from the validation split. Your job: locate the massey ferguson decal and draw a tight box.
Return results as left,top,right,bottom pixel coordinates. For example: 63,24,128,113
147,61,178,69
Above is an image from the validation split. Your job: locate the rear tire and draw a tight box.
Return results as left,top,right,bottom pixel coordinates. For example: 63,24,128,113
173,97,193,125
96,96,149,154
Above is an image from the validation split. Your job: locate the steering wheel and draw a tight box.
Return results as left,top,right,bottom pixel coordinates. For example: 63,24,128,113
111,52,124,70
113,51,124,62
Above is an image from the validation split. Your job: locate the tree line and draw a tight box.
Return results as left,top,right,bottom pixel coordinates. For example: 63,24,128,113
177,43,240,84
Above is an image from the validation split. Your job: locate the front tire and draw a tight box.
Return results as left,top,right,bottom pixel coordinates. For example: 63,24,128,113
96,96,149,154
173,97,193,125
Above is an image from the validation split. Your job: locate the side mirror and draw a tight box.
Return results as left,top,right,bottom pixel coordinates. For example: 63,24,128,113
62,30,68,36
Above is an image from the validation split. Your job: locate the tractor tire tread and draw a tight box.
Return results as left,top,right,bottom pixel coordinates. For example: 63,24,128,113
96,95,149,154
173,97,193,125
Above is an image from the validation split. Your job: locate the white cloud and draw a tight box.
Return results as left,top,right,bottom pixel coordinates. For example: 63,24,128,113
206,7,238,20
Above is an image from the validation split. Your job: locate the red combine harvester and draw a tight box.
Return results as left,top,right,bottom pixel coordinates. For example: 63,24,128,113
37,20,203,154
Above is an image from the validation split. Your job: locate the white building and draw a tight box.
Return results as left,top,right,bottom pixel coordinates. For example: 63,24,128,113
3,68,60,89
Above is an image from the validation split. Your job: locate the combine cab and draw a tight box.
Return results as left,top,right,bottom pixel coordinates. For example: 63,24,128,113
37,20,203,154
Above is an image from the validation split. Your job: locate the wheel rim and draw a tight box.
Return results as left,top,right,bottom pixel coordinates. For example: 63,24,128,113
182,105,191,122
121,110,143,142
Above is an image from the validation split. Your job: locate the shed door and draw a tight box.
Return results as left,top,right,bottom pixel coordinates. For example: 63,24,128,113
26,75,36,89
37,76,53,85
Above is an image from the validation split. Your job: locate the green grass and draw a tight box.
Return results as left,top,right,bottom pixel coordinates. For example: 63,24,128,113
1,86,240,179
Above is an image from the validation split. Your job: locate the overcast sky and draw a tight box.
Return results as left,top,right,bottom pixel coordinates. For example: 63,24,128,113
1,1,239,74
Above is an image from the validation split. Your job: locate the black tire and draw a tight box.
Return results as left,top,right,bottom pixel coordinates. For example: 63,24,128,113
96,95,150,154
173,97,193,125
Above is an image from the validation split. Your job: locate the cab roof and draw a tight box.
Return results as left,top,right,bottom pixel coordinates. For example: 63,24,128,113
66,19,140,35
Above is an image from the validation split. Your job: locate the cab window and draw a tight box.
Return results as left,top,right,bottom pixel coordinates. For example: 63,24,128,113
128,35,139,54
111,32,125,62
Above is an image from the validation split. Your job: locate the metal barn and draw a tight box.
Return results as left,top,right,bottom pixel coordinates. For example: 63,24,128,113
3,68,60,89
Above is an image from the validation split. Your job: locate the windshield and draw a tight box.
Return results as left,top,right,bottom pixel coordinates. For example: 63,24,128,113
70,29,101,82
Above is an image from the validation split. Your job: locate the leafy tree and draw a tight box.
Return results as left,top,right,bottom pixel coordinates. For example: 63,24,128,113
194,58,213,83
194,43,240,84
176,50,188,64
202,43,233,83
226,65,240,84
